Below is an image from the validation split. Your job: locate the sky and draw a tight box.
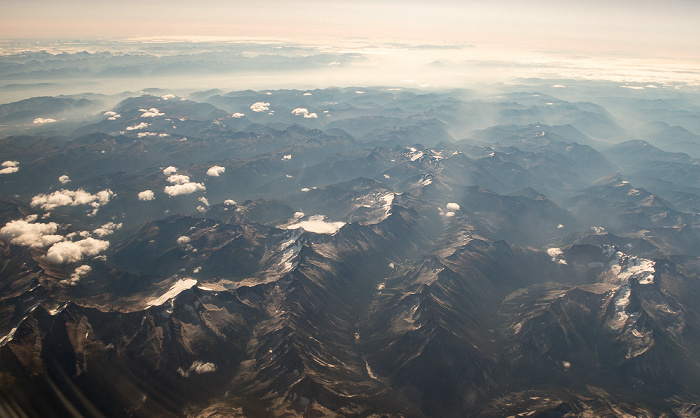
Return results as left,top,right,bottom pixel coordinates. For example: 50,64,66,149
2,0,699,61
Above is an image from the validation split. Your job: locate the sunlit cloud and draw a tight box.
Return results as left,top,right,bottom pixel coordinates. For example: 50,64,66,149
140,108,164,117
163,166,177,175
138,190,155,201
33,118,56,124
206,166,225,176
0,161,19,174
250,102,270,112
0,215,63,248
126,122,149,130
31,188,115,216
58,175,71,184
45,237,109,264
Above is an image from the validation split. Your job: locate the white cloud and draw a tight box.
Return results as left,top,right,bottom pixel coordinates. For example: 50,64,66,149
164,174,205,196
250,102,270,112
301,187,310,192
177,361,217,377
58,175,70,184
196,205,207,213
446,202,460,211
44,237,110,264
64,264,92,285
163,166,177,175
108,115,121,120
167,174,190,184
138,190,155,201
141,108,164,117
231,112,245,118
206,166,225,177
286,215,345,234
198,197,209,206
161,94,176,100
93,222,122,238
176,235,190,244
33,118,56,124
223,199,236,206
445,211,455,217
0,161,19,174
282,154,291,160
0,215,64,248
103,111,117,116
31,188,115,216
193,266,201,273
164,182,205,196
126,122,149,130
291,107,317,118
137,132,157,138
303,92,312,96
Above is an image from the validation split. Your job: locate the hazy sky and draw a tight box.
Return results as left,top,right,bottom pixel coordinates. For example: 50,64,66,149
2,0,699,61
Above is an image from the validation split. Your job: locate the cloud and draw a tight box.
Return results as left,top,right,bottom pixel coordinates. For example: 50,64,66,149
223,199,236,206
58,175,70,184
250,102,270,112
138,190,155,201
303,92,312,96
231,112,245,118
141,108,164,117
206,166,225,177
31,188,115,216
291,107,317,118
161,94,176,100
196,205,207,213
64,265,91,285
93,222,122,238
137,132,158,138
0,215,64,248
177,361,217,377
446,202,460,211
198,197,209,206
33,118,56,124
445,211,455,217
282,154,291,160
0,161,19,174
163,166,177,175
126,122,149,130
176,235,190,244
167,174,191,184
286,215,345,234
44,237,110,264
164,174,205,196
104,111,121,120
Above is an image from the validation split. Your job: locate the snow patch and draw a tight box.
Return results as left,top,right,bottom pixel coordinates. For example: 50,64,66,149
147,278,198,306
